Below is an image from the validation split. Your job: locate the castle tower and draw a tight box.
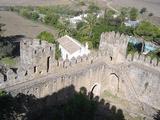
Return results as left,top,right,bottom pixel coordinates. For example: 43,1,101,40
99,32,129,63
20,38,55,74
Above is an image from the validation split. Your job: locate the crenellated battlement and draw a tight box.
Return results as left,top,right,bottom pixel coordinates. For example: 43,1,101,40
99,31,128,51
0,32,159,89
54,51,109,68
1,32,160,112
99,31,129,63
126,52,160,71
0,50,109,88
20,38,55,68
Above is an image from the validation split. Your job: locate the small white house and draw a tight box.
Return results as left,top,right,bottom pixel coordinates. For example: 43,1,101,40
124,20,140,27
57,35,90,60
70,14,87,25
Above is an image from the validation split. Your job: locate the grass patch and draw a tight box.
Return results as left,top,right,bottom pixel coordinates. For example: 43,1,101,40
0,57,16,66
102,90,119,100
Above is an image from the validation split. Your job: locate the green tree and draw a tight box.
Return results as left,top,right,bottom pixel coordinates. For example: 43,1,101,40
31,12,39,21
88,3,100,13
140,8,147,14
78,0,86,6
78,14,97,48
135,21,160,41
44,13,59,26
127,43,137,54
37,31,55,43
129,7,138,21
0,23,5,37
80,14,97,37
58,21,71,37
148,13,154,17
0,90,6,96
104,9,115,24
55,42,61,60
119,7,129,22
19,8,31,18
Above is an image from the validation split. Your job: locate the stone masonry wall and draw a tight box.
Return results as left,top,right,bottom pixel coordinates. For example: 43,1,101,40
0,32,160,112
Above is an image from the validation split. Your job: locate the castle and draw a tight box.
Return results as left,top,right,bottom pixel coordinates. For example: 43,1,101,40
0,32,160,118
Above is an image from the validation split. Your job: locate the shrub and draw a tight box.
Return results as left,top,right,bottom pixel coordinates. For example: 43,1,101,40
44,13,59,26
129,7,138,21
31,12,39,21
37,31,55,43
88,3,100,13
19,8,31,19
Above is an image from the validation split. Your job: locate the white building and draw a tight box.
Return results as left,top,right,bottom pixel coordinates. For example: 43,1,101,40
69,14,87,25
57,35,90,60
124,20,140,27
69,11,104,28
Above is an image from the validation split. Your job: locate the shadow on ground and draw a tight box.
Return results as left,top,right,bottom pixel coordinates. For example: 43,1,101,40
153,110,160,120
0,85,125,120
0,35,24,59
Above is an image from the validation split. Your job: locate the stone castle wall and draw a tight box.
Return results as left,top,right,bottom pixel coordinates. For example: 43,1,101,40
127,52,160,71
100,31,160,70
0,45,109,89
99,31,128,63
0,32,160,112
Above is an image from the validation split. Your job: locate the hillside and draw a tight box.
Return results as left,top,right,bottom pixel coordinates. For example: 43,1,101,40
0,11,57,38
0,0,160,17
0,0,71,6
109,0,160,17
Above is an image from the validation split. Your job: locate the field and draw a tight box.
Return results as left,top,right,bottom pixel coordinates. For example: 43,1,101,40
0,0,71,6
0,0,160,17
0,11,57,38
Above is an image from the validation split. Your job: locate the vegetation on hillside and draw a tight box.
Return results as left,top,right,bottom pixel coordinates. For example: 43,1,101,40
135,21,160,41
37,31,55,43
9,5,160,59
129,7,138,21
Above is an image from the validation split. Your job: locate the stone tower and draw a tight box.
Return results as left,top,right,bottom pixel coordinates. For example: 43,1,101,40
99,31,128,63
20,38,55,75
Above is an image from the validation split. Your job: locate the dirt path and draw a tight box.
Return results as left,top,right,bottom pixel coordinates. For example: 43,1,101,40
0,11,57,38
107,1,119,14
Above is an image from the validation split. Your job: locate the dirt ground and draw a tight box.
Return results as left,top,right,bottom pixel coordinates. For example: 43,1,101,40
0,0,159,17
0,11,57,38
95,0,160,17
0,0,71,6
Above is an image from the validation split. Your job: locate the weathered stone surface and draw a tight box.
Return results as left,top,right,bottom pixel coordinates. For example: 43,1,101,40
0,32,160,116
0,73,4,84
